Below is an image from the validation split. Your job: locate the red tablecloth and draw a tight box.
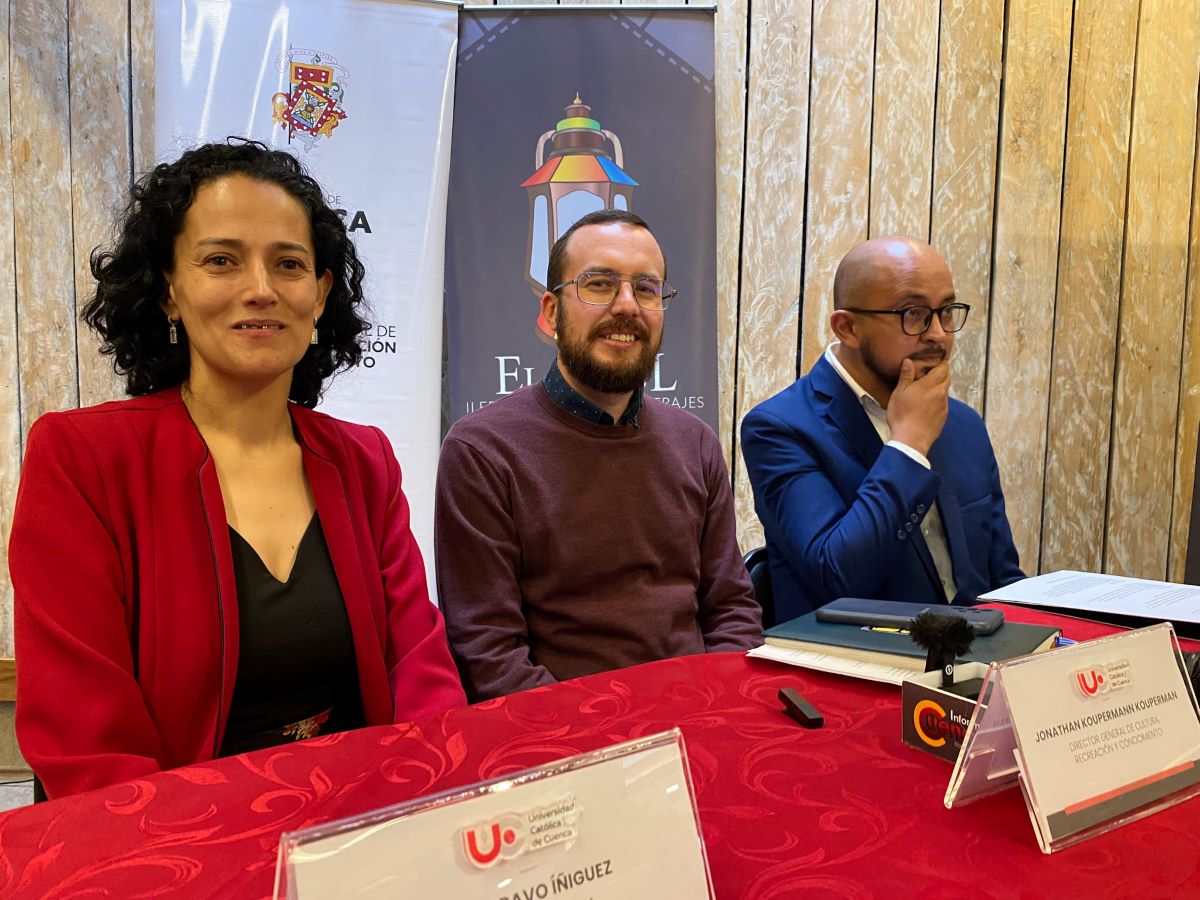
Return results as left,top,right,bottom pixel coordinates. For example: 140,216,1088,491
0,607,1196,898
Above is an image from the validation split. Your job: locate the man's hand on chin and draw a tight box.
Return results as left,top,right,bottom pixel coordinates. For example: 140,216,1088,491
887,357,951,457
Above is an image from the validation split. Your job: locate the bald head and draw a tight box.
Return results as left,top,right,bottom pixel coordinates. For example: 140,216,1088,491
833,237,948,310
827,235,959,402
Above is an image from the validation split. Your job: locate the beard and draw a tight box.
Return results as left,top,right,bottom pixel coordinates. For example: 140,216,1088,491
861,337,947,390
556,304,660,394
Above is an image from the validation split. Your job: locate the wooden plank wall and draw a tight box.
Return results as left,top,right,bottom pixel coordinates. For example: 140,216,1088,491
0,0,1199,661
928,0,1004,416
730,0,1200,593
0,0,17,661
1041,1,1138,575
984,0,1072,573
1108,0,1200,578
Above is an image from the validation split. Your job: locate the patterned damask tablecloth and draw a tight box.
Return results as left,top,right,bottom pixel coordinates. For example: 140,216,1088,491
0,608,1197,899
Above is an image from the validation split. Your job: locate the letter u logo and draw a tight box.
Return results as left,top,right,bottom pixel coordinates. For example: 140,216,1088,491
461,816,522,869
1076,670,1102,696
463,823,503,867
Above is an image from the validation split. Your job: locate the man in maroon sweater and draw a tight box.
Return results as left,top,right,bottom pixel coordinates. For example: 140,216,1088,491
435,210,762,700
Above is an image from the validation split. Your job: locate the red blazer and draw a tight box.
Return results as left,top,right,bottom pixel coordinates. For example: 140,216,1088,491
9,389,466,798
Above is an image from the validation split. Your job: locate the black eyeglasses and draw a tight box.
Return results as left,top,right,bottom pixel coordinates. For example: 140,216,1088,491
552,271,677,311
841,302,971,336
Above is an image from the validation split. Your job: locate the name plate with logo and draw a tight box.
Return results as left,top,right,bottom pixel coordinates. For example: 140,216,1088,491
272,729,713,899
945,623,1200,852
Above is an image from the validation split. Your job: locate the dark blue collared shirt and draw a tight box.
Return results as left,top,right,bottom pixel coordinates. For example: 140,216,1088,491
543,360,643,427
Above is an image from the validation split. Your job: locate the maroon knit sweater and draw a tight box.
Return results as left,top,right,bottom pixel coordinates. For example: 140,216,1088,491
435,384,762,700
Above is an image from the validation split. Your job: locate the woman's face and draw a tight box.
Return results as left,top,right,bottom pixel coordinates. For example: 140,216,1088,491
162,174,332,393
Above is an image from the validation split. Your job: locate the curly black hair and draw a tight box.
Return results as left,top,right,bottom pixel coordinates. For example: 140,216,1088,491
82,138,368,407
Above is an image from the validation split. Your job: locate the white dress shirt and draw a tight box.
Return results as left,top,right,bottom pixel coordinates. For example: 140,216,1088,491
824,344,958,602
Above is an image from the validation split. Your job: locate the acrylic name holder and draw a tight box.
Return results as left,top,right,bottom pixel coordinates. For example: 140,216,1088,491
272,729,713,899
945,623,1200,853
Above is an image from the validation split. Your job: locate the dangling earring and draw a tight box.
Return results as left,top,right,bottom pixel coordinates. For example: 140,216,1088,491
552,331,558,342
168,316,178,345
310,317,319,345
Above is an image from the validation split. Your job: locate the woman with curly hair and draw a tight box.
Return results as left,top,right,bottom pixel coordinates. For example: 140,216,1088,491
8,139,465,799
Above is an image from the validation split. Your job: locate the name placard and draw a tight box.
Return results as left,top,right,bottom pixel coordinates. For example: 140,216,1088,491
273,729,713,899
945,623,1200,852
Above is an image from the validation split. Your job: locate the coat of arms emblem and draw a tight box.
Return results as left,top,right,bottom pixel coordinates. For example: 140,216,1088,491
272,49,348,149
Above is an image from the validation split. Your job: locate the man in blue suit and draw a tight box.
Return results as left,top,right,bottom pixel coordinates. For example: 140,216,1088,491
741,237,1024,622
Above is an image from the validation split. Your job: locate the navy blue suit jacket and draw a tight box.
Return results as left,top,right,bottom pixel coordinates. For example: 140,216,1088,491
741,355,1024,622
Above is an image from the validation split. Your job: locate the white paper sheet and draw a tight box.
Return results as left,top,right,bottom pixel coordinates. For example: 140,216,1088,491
981,571,1200,625
748,644,910,686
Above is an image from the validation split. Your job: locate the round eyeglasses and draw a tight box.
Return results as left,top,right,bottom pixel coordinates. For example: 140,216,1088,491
552,271,677,311
841,302,971,336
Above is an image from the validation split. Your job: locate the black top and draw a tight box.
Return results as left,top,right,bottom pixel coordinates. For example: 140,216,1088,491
219,514,364,757
543,359,643,426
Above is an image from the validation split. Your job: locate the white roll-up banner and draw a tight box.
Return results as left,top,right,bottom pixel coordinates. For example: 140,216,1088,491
155,0,457,601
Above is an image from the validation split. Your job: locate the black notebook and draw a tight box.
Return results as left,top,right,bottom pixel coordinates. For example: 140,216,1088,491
764,611,1061,672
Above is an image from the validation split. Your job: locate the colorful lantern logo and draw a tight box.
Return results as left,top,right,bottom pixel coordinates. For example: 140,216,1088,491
522,95,638,334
